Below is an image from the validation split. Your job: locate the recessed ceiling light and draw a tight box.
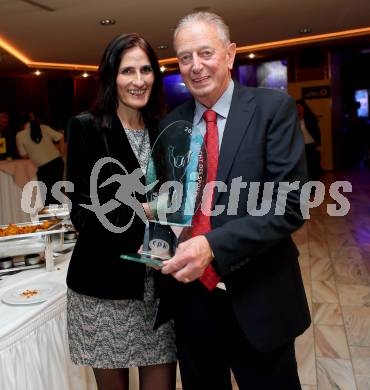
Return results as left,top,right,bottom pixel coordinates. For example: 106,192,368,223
157,45,168,50
100,19,116,26
300,27,312,34
192,6,211,11
82,72,89,78
34,70,41,76
248,53,256,59
160,66,166,72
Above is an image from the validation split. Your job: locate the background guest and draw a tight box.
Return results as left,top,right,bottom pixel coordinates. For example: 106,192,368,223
296,99,322,180
16,113,64,205
344,100,369,167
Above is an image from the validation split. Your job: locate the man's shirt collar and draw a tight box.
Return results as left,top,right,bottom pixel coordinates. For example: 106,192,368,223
193,79,234,126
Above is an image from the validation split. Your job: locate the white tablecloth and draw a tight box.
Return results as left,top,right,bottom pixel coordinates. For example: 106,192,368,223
0,170,32,225
0,255,139,390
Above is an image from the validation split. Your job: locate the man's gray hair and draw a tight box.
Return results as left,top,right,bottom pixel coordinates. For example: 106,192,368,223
174,11,231,47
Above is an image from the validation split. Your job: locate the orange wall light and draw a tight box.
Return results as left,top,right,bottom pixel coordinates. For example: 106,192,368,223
0,36,98,72
1,26,370,70
158,26,370,66
235,26,370,54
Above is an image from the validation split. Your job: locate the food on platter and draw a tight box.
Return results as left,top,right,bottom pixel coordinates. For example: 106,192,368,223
20,289,40,299
0,220,58,237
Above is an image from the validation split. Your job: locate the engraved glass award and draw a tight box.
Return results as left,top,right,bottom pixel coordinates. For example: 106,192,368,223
121,120,206,267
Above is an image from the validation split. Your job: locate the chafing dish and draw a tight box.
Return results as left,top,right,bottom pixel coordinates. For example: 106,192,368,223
0,220,66,272
37,204,70,220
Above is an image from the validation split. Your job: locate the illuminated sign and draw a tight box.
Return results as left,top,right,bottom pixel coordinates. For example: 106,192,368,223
302,86,331,99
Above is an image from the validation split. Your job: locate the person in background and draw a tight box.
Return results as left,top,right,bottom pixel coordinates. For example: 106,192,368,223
158,11,310,390
345,100,368,167
296,99,322,180
66,33,176,390
15,113,64,205
0,111,17,160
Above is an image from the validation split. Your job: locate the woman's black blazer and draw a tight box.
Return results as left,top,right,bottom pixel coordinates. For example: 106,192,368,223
66,112,158,299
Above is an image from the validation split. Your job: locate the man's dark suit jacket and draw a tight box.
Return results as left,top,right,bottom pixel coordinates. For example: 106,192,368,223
157,81,311,352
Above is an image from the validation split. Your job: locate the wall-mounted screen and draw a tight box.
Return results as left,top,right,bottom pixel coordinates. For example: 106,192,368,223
256,60,287,92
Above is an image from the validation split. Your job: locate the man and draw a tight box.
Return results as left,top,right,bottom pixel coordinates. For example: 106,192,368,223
159,11,310,390
0,111,17,160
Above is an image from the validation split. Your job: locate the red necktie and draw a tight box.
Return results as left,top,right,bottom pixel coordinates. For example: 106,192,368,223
191,109,221,291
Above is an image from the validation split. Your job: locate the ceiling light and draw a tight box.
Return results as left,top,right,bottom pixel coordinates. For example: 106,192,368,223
192,6,211,12
300,27,312,34
34,70,41,76
157,45,168,50
82,72,89,78
248,53,256,59
160,66,166,72
100,19,116,26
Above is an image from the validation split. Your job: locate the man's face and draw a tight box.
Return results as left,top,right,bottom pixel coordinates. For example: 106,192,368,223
175,21,236,107
0,113,9,130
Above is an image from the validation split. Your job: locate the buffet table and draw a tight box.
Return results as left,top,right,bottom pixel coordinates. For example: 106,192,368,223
0,159,37,225
0,254,139,390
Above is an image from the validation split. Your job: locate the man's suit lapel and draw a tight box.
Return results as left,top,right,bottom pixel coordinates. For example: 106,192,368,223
178,84,256,204
178,100,195,124
214,83,256,204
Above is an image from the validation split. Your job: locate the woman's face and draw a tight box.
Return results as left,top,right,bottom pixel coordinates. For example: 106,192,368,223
116,46,155,111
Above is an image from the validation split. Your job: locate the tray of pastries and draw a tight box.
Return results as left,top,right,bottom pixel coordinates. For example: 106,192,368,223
0,219,65,242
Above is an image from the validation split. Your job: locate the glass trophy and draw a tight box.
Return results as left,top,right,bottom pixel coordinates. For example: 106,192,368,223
121,120,206,267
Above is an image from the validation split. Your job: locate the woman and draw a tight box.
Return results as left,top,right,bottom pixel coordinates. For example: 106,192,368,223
66,34,176,390
296,99,322,181
16,113,64,205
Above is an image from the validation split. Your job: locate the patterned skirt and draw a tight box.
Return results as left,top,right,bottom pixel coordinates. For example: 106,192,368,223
67,268,177,368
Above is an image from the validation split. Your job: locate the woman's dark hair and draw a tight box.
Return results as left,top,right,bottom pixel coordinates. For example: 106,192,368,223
91,33,166,131
18,113,42,143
